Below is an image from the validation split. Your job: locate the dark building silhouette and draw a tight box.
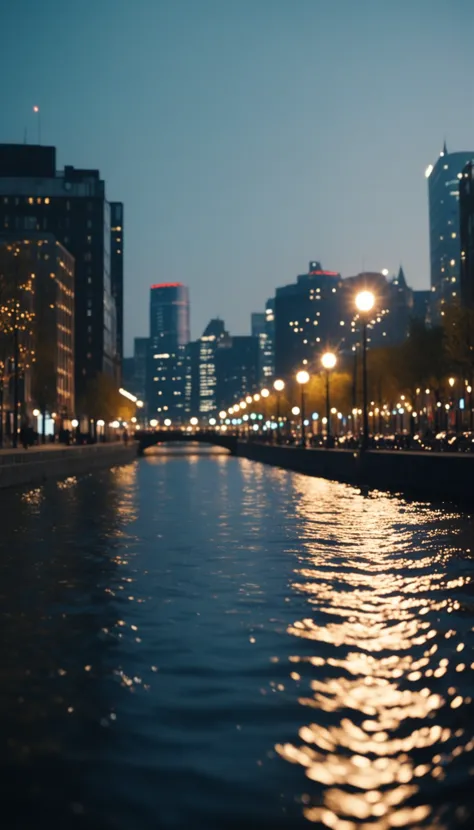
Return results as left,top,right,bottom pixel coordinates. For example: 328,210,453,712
0,144,122,406
215,335,259,410
426,142,473,316
148,282,189,421
460,160,474,308
110,202,124,371
133,337,148,404
412,289,431,324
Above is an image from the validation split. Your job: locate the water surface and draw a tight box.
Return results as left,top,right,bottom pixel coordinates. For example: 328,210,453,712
1,448,474,829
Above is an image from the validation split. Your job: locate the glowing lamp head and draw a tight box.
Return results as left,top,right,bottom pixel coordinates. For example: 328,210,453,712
321,352,337,371
355,290,375,313
239,401,247,409
448,377,455,388
253,393,260,401
273,379,285,392
33,408,40,417
219,410,227,420
71,419,79,428
261,388,270,398
190,417,198,426
164,418,172,427
245,396,253,404
291,406,300,416
296,370,310,385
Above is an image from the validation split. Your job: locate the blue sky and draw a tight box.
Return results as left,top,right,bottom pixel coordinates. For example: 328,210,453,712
1,0,473,353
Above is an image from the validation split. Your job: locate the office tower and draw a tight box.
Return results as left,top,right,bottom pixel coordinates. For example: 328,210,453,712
215,335,259,410
274,261,344,377
121,336,149,402
187,318,229,418
426,142,474,315
0,234,74,439
110,202,124,378
412,290,431,324
460,161,474,308
251,309,273,383
148,282,190,421
0,144,122,405
133,337,149,403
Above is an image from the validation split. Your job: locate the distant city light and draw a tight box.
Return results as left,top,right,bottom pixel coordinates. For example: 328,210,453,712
119,387,137,403
381,268,389,276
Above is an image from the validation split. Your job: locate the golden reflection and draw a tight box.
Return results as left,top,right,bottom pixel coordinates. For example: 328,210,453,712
275,475,473,828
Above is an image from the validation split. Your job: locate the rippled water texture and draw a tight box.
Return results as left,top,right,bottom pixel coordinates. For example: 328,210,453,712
1,448,474,829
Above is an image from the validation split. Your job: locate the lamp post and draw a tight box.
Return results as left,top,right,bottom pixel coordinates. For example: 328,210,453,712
355,291,375,451
296,370,310,447
321,352,337,447
273,379,285,443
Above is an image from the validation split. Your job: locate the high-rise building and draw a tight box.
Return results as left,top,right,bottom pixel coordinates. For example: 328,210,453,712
460,160,474,308
0,234,75,437
133,337,149,404
187,319,229,418
274,261,345,377
426,142,474,316
215,335,259,410
148,282,190,422
110,202,124,377
251,310,273,383
0,144,122,405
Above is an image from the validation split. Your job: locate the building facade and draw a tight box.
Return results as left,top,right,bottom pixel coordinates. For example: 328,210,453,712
147,282,189,422
460,160,474,308
274,261,345,377
0,235,74,438
110,202,124,378
0,144,122,406
187,318,229,418
427,143,474,316
251,309,274,383
215,335,259,410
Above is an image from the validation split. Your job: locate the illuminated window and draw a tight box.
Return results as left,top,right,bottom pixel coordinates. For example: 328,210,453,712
45,197,50,205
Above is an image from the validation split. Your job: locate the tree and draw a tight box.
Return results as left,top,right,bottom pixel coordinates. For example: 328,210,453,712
80,373,135,428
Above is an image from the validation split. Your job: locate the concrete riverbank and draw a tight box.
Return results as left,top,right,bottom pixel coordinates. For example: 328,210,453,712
237,442,473,505
0,443,136,489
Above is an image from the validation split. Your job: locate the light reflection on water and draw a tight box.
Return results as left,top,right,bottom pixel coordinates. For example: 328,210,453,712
0,453,473,829
277,477,474,829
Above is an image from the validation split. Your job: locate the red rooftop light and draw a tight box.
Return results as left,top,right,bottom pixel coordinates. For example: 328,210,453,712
150,282,183,289
310,270,339,276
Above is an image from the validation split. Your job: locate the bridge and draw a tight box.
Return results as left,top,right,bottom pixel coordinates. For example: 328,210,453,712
136,429,238,456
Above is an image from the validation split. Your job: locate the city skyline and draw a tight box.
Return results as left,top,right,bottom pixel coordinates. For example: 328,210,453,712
1,0,473,353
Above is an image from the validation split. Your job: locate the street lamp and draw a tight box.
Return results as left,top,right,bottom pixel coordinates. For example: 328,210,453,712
273,379,285,443
321,352,337,447
296,370,310,447
355,290,375,450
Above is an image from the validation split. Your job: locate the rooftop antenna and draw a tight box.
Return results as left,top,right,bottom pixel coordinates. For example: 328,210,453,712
33,105,41,144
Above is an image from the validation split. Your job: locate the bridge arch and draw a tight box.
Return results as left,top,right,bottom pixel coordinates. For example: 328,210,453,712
136,429,238,456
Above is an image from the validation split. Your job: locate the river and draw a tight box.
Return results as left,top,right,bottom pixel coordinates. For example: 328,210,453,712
1,447,474,829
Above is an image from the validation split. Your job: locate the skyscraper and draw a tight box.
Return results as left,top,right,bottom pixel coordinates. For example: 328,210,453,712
148,282,190,422
251,310,274,383
460,160,474,308
0,144,122,404
215,335,259,410
110,202,124,376
187,319,229,418
426,142,473,315
274,261,344,377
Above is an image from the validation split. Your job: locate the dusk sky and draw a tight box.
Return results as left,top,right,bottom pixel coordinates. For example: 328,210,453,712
1,0,473,354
